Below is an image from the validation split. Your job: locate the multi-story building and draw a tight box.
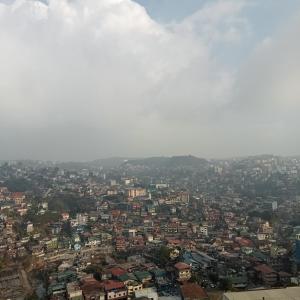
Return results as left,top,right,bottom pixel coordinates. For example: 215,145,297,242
254,264,278,286
67,282,83,300
174,262,191,282
127,188,147,198
103,280,127,300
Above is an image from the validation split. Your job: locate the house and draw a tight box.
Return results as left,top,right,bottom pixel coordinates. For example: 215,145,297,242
174,262,191,282
278,271,292,285
103,280,127,300
115,237,126,252
81,277,105,300
254,264,278,286
125,280,143,296
180,283,208,300
127,188,147,198
135,287,158,300
62,212,70,221
199,225,208,236
67,282,83,300
227,274,248,289
26,222,34,233
108,267,126,279
11,192,25,205
134,271,152,285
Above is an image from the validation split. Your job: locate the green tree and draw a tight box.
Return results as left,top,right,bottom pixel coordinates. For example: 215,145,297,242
219,278,232,291
24,292,39,300
157,246,171,266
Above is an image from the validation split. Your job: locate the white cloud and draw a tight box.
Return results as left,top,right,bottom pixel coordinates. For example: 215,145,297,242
177,0,250,45
0,0,299,159
232,11,300,117
0,0,240,159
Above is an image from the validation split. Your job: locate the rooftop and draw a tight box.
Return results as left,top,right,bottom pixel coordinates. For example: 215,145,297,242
174,262,191,271
180,283,208,299
254,264,275,274
223,287,300,300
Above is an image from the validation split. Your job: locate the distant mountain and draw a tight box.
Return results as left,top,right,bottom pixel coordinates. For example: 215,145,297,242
123,155,209,169
89,157,131,168
57,157,131,170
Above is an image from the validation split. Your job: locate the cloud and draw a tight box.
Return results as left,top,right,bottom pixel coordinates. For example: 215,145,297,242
230,11,300,126
177,0,250,45
0,0,299,160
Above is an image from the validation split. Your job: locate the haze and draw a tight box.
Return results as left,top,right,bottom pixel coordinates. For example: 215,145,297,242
0,0,300,161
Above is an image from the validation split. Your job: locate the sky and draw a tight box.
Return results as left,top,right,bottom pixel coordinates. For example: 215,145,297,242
0,0,300,161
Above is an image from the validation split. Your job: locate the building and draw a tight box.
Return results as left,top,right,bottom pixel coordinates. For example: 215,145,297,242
128,229,136,238
134,271,152,285
127,188,147,198
180,283,208,300
135,287,158,300
272,201,278,211
62,212,70,221
76,213,88,226
115,237,126,252
81,277,105,300
11,192,25,205
179,191,190,204
26,222,34,233
174,262,191,282
254,264,278,286
103,280,127,300
199,225,208,236
295,233,300,263
122,279,142,296
67,282,83,300
183,251,216,270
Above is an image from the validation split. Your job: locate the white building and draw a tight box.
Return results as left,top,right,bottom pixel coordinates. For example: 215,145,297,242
200,225,208,236
135,287,158,300
27,222,34,233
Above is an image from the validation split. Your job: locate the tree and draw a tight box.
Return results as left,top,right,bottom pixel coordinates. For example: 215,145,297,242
24,292,39,300
157,246,171,266
61,221,72,237
190,272,201,284
84,265,103,281
219,278,232,291
209,272,219,283
5,177,33,192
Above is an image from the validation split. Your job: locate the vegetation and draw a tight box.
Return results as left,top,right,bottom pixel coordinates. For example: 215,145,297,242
84,265,103,281
157,246,172,266
24,292,39,300
25,210,60,225
219,278,232,291
48,193,95,215
4,177,33,192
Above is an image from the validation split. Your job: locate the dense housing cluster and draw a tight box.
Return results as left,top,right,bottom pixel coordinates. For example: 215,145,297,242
1,155,300,299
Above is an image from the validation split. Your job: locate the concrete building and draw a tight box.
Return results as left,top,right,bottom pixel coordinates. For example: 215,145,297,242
67,282,83,300
295,233,300,263
135,287,158,300
254,265,278,286
26,222,34,233
174,262,191,282
199,225,208,236
127,188,147,198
